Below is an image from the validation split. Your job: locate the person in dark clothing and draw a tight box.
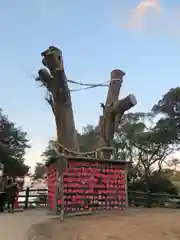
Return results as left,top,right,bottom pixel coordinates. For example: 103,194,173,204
0,176,8,212
5,178,18,213
0,192,6,212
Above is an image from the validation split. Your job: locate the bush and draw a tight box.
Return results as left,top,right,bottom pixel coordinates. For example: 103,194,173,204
128,171,178,195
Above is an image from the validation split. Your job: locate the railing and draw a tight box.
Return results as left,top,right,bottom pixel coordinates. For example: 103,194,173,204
17,188,48,209
14,188,180,210
128,190,180,208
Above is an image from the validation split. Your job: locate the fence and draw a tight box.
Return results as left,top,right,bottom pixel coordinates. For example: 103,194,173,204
128,190,180,208
14,188,180,210
17,188,48,209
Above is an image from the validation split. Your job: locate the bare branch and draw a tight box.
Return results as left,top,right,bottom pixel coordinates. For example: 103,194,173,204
37,69,53,91
112,94,137,115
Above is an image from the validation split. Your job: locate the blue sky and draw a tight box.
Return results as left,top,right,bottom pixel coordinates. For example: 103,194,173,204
0,0,180,168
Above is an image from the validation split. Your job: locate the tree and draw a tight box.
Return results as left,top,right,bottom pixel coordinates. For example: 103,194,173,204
33,162,46,180
41,140,58,164
168,158,180,172
152,88,180,144
114,112,178,192
0,109,30,177
97,70,137,155
152,88,180,118
77,125,99,152
36,47,137,158
129,170,178,195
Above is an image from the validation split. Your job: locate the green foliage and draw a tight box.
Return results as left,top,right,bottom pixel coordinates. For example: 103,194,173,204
0,109,30,177
41,140,58,164
152,88,180,145
33,162,46,180
114,111,179,192
77,125,99,152
152,87,180,117
128,171,178,195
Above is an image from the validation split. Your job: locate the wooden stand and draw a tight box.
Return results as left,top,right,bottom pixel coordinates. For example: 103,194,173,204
46,156,128,219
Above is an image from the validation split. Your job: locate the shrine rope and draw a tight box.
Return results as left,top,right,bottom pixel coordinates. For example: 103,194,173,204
54,141,115,158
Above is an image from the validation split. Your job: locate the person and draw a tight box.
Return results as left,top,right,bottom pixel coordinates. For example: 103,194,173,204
0,186,5,212
4,177,18,213
0,176,8,212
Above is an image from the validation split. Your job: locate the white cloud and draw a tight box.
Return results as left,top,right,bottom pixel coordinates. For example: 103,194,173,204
124,0,162,30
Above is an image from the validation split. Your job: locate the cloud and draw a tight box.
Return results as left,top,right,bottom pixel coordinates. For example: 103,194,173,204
125,0,162,30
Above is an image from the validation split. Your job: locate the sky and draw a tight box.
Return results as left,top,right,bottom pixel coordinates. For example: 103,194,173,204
0,0,180,169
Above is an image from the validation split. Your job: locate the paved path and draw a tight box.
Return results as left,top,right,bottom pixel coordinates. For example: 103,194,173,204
0,210,51,240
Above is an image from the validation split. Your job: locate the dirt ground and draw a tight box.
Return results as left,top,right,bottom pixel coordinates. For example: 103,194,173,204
0,210,51,240
32,208,180,240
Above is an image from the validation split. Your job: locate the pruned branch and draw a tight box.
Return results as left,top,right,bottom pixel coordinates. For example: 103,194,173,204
112,94,137,115
114,95,137,132
37,68,53,91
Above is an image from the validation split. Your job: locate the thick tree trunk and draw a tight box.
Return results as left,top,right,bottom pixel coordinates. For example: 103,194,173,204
98,69,137,158
38,47,78,153
98,70,124,147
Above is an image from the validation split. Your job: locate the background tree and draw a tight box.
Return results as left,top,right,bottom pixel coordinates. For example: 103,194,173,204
0,109,30,177
129,170,178,195
41,140,58,164
33,162,46,180
41,127,99,165
168,158,180,172
113,112,178,193
77,125,99,152
152,87,180,118
152,87,180,144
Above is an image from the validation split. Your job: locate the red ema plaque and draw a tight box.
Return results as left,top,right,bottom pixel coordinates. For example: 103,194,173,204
61,160,126,213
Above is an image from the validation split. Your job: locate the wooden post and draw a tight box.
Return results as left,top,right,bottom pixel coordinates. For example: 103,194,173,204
57,156,66,221
60,175,64,221
53,167,59,214
24,187,29,209
124,170,129,208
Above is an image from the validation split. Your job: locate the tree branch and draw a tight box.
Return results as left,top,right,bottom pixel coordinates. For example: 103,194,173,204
112,94,137,115
37,69,53,91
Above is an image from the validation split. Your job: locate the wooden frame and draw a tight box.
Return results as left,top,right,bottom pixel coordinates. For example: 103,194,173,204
47,156,129,219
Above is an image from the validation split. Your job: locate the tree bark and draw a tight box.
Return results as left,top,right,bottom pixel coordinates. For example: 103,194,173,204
98,70,137,153
38,47,78,153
